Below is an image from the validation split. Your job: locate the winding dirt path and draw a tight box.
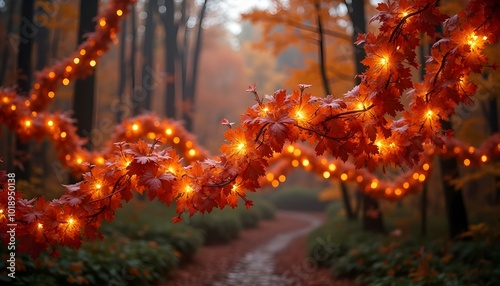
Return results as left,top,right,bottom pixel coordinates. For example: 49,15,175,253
160,211,353,286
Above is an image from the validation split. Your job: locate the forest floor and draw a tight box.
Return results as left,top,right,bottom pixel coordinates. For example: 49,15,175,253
160,211,359,286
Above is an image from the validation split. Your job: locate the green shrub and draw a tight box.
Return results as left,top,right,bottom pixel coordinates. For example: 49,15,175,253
188,210,243,244
1,237,179,286
253,199,276,220
268,187,329,211
237,206,261,228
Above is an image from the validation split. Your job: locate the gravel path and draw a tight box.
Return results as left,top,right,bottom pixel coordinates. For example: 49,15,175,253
212,212,322,286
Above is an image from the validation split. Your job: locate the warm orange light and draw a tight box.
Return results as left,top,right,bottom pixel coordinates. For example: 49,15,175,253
73,57,80,64
413,172,419,180
287,145,295,153
302,159,310,167
295,110,306,121
266,173,274,181
34,83,40,89
184,185,193,194
341,173,348,181
328,164,336,171
80,49,86,56
293,149,301,156
173,137,180,144
385,188,392,195
132,123,139,131
403,182,409,189
497,143,500,150
320,158,327,165
60,132,67,138
379,55,389,66
463,159,470,166
165,128,173,135
62,78,70,85
236,142,246,152
481,155,487,163
68,218,75,226
188,149,196,156
47,120,54,127
323,171,330,179
99,19,106,27
356,102,365,110
279,175,286,183
24,100,30,107
356,175,363,183
186,141,193,148
76,157,83,164
25,120,31,127
10,105,16,111
95,183,102,190
37,223,43,229
468,146,475,154
96,157,105,164
423,163,430,171
65,66,72,72
395,188,402,196
1,97,8,103
48,71,56,78
418,174,426,182
401,11,408,17
65,154,71,161
453,146,461,154
48,91,55,98
147,132,155,140
231,184,239,193
90,60,97,67
426,109,433,119
292,160,299,167
370,180,378,189
467,33,479,48
272,180,279,188
116,9,123,16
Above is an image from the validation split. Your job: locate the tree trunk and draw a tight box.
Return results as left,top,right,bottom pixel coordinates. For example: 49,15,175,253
134,0,155,115
313,2,330,96
15,0,35,180
183,0,208,131
341,183,356,220
72,0,98,149
116,15,128,123
362,194,385,233
347,0,385,231
0,0,16,85
161,0,177,119
487,96,500,204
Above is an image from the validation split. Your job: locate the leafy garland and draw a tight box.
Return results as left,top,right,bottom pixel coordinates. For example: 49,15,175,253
0,0,499,258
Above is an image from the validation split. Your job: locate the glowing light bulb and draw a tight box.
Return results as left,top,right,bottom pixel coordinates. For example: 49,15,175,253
287,145,295,153
401,11,408,17
370,180,378,189
47,120,54,127
413,172,419,180
165,128,173,135
116,9,123,16
132,123,139,131
25,120,31,127
403,182,409,189
395,189,402,196
76,157,83,164
48,71,56,78
74,57,80,64
463,159,470,166
188,149,196,156
323,171,330,179
385,188,392,195
279,175,286,182
266,173,274,181
468,146,475,154
10,105,16,111
379,56,389,66
2,97,8,103
341,173,348,181
48,91,55,98
99,19,106,27
80,49,86,56
232,184,238,193
65,66,72,72
90,60,97,67
0,209,3,214
481,155,487,162
328,164,336,171
62,78,70,85
96,157,105,164
423,163,430,171
60,131,67,138
186,141,193,148
38,223,43,229
293,149,301,156
418,174,426,182
302,159,310,167
272,180,279,188
292,160,299,167
173,137,180,144
356,176,363,183
236,142,246,152
357,102,365,110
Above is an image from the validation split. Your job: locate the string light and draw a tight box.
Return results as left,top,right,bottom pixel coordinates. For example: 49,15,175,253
291,160,299,167
47,120,54,127
116,9,123,16
132,123,139,131
271,180,279,188
323,171,330,179
188,149,196,156
423,163,430,171
37,223,43,229
99,19,106,27
266,173,274,181
80,49,86,56
90,60,97,67
287,145,295,153
328,164,336,171
165,128,173,135
340,173,348,181
302,159,310,167
481,155,487,162
370,180,378,189
278,175,286,182
73,57,80,64
293,149,301,156
463,158,471,166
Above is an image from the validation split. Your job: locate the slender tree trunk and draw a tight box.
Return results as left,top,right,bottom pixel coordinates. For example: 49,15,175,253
0,0,16,85
347,0,385,231
51,30,59,60
15,0,35,180
116,15,128,123
183,0,208,131
134,0,155,115
314,2,330,96
72,0,98,149
130,5,137,114
341,183,356,220
161,0,177,118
